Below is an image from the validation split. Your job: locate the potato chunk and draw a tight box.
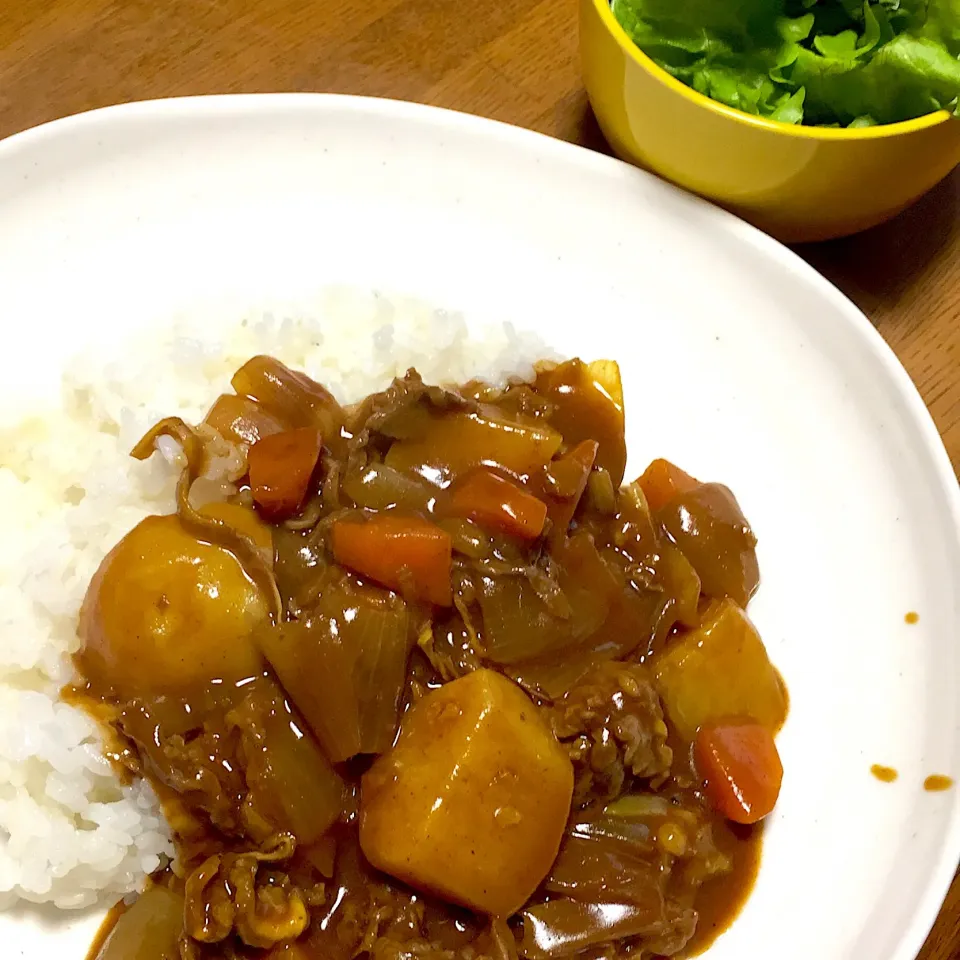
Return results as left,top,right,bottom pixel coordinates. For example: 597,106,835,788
652,599,786,741
534,358,626,486
359,668,573,917
78,509,268,695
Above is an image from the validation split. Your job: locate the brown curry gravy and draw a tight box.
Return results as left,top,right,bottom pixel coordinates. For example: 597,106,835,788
77,357,788,960
681,824,764,956
87,827,764,960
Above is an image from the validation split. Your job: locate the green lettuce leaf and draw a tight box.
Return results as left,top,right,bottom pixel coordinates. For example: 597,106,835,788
791,33,960,123
610,0,960,125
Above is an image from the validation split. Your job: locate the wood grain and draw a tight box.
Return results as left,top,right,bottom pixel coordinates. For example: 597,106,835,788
0,1,957,956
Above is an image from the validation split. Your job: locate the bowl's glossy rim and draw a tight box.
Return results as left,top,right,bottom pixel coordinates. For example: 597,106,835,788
590,0,956,141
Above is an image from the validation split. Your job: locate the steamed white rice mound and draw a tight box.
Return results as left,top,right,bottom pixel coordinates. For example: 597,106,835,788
0,290,553,910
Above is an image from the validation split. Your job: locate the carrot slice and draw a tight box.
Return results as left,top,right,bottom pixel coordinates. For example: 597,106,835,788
248,427,323,521
694,720,783,825
449,469,547,540
636,458,699,513
331,514,452,606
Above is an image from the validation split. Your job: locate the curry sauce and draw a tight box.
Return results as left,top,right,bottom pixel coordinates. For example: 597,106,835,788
73,357,788,960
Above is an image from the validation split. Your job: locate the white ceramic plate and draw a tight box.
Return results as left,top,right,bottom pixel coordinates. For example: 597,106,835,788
0,94,958,960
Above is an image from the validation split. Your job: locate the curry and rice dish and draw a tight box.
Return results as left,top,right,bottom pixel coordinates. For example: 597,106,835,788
70,355,787,960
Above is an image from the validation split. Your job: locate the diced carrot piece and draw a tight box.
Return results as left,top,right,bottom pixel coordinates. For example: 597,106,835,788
694,720,783,825
546,440,598,547
636,458,699,513
331,515,452,606
448,469,547,540
248,428,323,521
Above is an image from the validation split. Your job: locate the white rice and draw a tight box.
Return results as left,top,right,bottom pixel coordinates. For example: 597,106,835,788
0,290,554,909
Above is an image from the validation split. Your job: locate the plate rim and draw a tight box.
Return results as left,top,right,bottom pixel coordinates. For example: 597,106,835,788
1,92,958,960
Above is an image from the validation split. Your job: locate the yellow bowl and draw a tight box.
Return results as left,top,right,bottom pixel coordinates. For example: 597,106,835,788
580,0,960,242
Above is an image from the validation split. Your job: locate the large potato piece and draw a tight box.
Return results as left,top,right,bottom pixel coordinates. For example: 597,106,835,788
359,669,573,917
78,510,267,695
653,599,786,741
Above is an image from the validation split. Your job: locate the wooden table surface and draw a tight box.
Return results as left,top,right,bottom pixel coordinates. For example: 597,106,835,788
1,0,958,956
